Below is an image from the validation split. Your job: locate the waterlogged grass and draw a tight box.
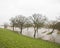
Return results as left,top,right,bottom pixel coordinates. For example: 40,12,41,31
0,28,60,48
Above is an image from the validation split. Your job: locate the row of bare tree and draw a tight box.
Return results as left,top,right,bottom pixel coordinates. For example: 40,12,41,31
4,13,60,38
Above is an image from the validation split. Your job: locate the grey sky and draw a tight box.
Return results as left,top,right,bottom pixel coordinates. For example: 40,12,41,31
0,0,60,25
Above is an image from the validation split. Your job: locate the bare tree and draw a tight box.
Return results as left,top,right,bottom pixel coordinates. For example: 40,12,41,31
30,13,46,38
15,15,27,34
47,16,60,42
10,17,16,31
4,23,8,29
47,20,57,42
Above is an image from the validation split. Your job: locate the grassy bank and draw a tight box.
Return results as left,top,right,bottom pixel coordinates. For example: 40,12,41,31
0,28,60,48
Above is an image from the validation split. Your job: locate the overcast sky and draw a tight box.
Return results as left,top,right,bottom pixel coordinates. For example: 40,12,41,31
0,0,60,25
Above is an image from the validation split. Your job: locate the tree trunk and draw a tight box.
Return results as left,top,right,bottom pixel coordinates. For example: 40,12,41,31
20,26,22,34
36,27,38,37
51,24,55,33
51,28,54,33
13,24,14,31
13,27,14,31
34,27,37,38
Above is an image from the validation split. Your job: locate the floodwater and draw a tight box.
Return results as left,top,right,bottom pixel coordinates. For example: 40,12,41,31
0,26,60,43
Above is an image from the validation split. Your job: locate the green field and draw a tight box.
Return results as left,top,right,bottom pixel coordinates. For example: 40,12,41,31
0,28,60,48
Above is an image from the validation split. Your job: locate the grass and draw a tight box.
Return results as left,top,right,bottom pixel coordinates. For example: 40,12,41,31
0,28,60,48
